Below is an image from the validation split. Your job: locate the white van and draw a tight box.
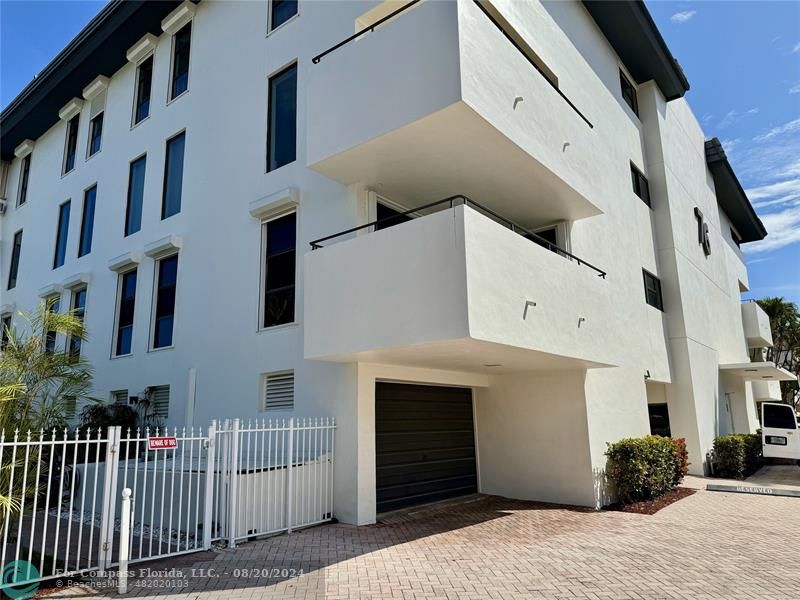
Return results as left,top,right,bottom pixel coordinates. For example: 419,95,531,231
762,402,800,461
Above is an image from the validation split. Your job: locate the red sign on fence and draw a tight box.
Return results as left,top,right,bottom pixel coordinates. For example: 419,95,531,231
148,436,178,450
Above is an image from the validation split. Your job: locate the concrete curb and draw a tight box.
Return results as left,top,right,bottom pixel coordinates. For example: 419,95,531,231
706,483,800,498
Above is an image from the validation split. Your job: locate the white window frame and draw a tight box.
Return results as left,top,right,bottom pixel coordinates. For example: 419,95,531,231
167,20,193,105
61,114,80,176
258,209,298,332
16,153,31,208
266,0,300,36
149,253,180,352
43,293,62,352
86,110,104,159
112,267,137,358
131,52,155,128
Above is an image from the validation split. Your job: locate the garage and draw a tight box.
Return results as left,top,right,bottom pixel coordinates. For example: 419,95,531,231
375,382,478,513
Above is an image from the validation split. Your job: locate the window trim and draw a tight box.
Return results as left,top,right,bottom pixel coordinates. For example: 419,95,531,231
125,153,147,237
86,111,104,159
131,53,154,128
619,68,639,117
167,21,193,104
160,129,187,220
7,229,23,290
44,294,61,353
62,114,80,176
17,153,31,207
112,267,138,358
67,285,88,361
267,0,299,35
53,199,72,270
78,184,97,258
642,268,664,311
258,209,298,332
1,313,12,351
630,162,651,208
149,253,180,352
265,61,298,173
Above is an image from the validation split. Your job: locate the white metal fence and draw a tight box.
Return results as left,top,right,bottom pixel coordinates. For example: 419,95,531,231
0,417,335,592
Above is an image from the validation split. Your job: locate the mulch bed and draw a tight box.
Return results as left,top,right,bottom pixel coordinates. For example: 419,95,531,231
604,487,696,515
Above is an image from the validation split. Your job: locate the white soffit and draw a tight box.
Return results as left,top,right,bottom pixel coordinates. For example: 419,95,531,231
720,362,797,382
126,33,158,63
108,252,142,273
144,235,183,258
161,1,196,35
82,76,110,101
249,187,298,220
61,272,92,290
14,140,35,159
58,98,84,121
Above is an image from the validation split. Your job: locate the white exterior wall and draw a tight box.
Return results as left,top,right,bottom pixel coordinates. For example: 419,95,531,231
0,0,770,522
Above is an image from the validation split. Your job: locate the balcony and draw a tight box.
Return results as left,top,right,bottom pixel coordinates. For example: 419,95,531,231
303,200,614,372
307,0,604,228
741,301,773,348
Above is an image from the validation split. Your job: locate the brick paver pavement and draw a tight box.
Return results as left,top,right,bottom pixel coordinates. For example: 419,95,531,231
46,486,800,599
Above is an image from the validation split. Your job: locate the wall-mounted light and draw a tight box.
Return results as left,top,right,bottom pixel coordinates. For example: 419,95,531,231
644,370,652,380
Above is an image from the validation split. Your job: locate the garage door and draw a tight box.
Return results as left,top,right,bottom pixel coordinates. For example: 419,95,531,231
376,382,477,513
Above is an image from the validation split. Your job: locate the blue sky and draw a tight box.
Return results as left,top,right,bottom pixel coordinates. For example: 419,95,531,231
1,1,798,303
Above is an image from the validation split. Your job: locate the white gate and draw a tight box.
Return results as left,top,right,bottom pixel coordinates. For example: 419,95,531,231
0,417,335,593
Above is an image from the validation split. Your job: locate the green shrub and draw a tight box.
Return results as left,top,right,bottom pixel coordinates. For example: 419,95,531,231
672,437,690,486
712,434,763,479
606,435,680,504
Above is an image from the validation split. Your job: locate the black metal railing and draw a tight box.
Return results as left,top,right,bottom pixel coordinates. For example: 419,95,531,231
309,195,607,278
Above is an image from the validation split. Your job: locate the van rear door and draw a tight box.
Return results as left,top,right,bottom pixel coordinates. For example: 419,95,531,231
762,402,800,460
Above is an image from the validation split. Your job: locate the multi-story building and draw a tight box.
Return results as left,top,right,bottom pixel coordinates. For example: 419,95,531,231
0,0,794,525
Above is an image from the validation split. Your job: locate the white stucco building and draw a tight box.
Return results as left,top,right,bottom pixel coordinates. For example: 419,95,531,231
1,0,794,525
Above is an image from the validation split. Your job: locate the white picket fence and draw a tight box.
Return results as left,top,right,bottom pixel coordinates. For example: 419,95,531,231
0,417,335,592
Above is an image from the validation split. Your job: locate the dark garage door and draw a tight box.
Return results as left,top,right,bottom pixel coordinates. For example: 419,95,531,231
376,382,477,513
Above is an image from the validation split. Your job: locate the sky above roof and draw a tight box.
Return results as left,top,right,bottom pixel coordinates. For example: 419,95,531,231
1,0,798,303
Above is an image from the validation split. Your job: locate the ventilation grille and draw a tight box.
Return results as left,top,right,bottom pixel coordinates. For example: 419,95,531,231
150,385,170,417
263,371,294,411
112,389,129,405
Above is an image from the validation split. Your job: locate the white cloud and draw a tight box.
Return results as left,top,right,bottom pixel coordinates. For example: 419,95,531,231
747,108,760,114
746,179,800,202
753,117,800,142
790,83,800,95
794,41,800,53
744,205,800,253
718,109,739,129
671,10,697,24
720,138,741,154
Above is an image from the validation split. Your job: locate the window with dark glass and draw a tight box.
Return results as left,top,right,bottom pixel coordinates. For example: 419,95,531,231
162,132,186,219
17,154,31,206
63,115,79,174
153,255,178,349
375,202,412,231
1,315,10,350
270,0,297,30
170,22,191,100
647,403,671,437
53,201,71,269
7,230,22,290
88,112,103,156
630,163,651,207
125,156,146,236
763,403,797,430
620,70,638,116
78,186,96,257
68,287,87,360
115,269,137,356
44,296,60,353
526,227,559,254
267,64,297,172
134,56,153,124
643,269,664,311
262,212,296,328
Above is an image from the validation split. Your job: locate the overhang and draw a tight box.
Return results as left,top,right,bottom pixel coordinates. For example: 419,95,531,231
581,0,690,101
720,362,797,382
0,0,187,161
705,138,767,243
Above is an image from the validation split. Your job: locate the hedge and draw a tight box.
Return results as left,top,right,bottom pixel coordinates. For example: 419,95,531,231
605,435,689,504
712,434,763,479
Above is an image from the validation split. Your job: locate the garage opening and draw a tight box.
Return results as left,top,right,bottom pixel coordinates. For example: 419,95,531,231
375,382,478,513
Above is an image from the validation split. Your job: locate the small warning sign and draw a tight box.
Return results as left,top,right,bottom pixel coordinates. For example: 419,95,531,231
148,437,178,450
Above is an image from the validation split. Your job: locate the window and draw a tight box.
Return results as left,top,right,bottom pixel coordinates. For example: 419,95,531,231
134,55,153,124
114,269,137,356
763,404,797,430
44,296,60,353
125,155,147,236
161,132,186,219
78,186,97,258
620,70,638,116
270,0,297,31
63,114,80,174
630,163,651,207
53,200,71,269
170,22,191,100
1,315,11,351
111,389,129,405
267,63,297,172
17,154,31,207
647,404,671,437
152,255,178,349
262,212,296,328
261,370,294,411
149,385,170,418
643,269,664,311
526,227,559,254
376,202,412,231
68,286,87,360
7,230,22,290
88,112,103,156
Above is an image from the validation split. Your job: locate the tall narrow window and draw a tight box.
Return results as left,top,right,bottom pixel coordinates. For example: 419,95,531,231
125,156,147,236
630,163,651,207
134,56,153,124
262,212,296,328
153,255,178,349
1,314,11,351
270,0,297,31
88,112,103,156
53,201,71,269
7,230,22,290
162,132,186,219
17,154,31,207
643,269,664,311
68,287,87,360
267,64,297,172
44,296,60,353
170,22,191,100
620,70,639,116
115,269,137,356
63,115,79,174
78,186,97,258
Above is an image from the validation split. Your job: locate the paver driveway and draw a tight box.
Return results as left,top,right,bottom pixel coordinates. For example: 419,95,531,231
49,480,800,600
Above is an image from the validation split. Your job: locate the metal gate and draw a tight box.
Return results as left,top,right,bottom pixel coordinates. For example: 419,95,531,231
0,417,335,594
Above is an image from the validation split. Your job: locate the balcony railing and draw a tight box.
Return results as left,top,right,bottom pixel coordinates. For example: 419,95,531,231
309,195,607,278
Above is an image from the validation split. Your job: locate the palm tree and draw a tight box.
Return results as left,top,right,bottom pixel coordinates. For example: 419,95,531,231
756,297,800,407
